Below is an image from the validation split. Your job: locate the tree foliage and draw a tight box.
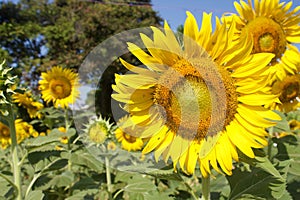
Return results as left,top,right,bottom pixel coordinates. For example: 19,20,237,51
0,0,162,117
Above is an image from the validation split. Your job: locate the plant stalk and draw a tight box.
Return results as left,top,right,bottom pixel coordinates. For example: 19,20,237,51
8,108,22,200
184,180,200,200
202,175,210,200
267,126,274,160
105,156,113,200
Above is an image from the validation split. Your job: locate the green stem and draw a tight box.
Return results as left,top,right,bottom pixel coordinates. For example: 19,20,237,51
8,107,22,200
25,157,62,198
184,181,199,200
65,109,70,131
267,126,274,160
105,156,113,200
113,189,124,199
202,175,210,200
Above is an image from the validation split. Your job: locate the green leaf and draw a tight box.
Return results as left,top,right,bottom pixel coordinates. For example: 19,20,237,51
128,192,144,200
271,110,290,133
71,177,99,191
32,174,52,191
49,170,74,188
65,189,98,200
25,130,63,149
227,156,290,200
254,156,284,182
273,135,300,176
144,190,174,200
227,167,285,200
70,152,104,172
210,173,230,195
24,190,44,200
28,150,61,165
0,174,13,198
45,158,68,172
114,171,156,195
117,162,183,181
124,181,156,193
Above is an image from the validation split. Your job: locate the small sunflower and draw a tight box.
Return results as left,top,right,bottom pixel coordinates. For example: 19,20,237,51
58,127,68,144
0,119,39,149
289,119,300,133
0,122,11,149
115,116,144,152
112,12,281,177
270,74,300,112
227,0,300,75
84,116,114,145
39,66,80,108
13,91,44,118
107,141,117,151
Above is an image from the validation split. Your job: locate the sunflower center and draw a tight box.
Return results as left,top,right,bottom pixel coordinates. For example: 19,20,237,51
124,133,137,143
0,125,10,138
242,17,286,62
154,59,238,140
279,76,300,103
49,78,72,99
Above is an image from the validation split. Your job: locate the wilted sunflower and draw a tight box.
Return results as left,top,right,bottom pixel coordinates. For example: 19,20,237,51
112,12,281,177
115,116,144,152
13,91,44,118
227,0,300,76
0,119,39,149
39,66,80,108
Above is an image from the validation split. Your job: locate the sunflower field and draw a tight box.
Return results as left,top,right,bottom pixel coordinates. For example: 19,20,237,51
0,0,300,199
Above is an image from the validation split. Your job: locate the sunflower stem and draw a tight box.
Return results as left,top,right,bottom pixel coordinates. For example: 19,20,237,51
267,126,274,160
8,106,22,200
105,156,113,200
184,180,199,200
64,109,70,131
202,175,210,200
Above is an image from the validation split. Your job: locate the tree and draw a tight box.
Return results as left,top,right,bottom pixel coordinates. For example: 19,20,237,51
0,0,162,117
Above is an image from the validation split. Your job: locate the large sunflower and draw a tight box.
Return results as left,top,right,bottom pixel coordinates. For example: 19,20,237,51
227,0,300,77
39,66,80,108
112,12,281,177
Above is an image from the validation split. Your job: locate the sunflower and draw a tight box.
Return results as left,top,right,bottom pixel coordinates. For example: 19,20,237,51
0,119,39,149
107,141,117,151
112,12,281,177
289,119,300,132
0,122,11,149
270,74,300,112
39,66,80,108
270,45,300,82
115,116,144,152
13,91,44,118
84,116,114,145
57,127,68,144
226,0,300,77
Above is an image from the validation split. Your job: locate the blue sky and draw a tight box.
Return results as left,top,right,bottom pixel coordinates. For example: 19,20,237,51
151,0,300,51
151,0,300,30
151,0,237,29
